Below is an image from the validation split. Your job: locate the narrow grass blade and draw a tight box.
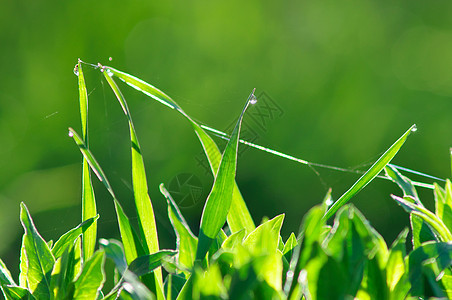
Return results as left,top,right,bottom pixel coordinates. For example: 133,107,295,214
76,60,97,262
20,202,55,299
2,286,35,300
0,259,15,287
128,251,177,277
69,128,139,264
160,184,198,273
73,250,106,300
103,72,164,298
391,195,452,241
385,165,420,203
52,215,99,259
103,66,255,235
196,95,254,261
386,228,408,292
103,71,159,255
323,125,416,221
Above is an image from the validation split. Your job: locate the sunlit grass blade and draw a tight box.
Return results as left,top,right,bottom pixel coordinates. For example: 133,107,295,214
102,70,159,255
196,94,254,261
72,250,106,299
391,195,452,241
69,128,139,264
52,215,99,258
385,165,420,202
160,184,198,273
20,202,55,299
102,71,164,299
103,66,255,235
323,125,416,221
76,60,97,262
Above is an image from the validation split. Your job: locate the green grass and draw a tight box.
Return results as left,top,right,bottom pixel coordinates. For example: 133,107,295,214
0,61,451,299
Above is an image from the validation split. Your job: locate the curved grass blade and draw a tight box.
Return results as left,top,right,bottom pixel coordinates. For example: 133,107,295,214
76,60,97,261
391,195,452,242
128,251,177,277
323,125,417,221
20,202,55,299
160,184,197,273
196,94,255,261
69,128,139,264
102,71,159,255
102,71,164,299
52,215,99,259
103,66,255,235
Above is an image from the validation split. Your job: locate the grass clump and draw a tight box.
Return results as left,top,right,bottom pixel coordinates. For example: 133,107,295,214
0,60,451,299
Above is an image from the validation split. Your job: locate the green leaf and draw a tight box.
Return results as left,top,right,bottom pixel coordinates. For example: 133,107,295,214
76,60,98,262
285,205,326,298
283,233,298,256
20,202,55,299
50,237,82,300
160,184,198,273
243,214,285,256
128,251,177,277
407,242,452,297
104,66,255,235
434,181,452,231
52,215,99,259
196,94,255,261
221,229,246,250
386,228,408,292
193,264,227,299
69,128,141,265
392,195,452,242
102,71,160,256
410,214,439,248
121,271,155,300
100,239,128,274
1,286,35,300
384,165,420,202
323,125,416,220
73,250,106,300
0,259,15,287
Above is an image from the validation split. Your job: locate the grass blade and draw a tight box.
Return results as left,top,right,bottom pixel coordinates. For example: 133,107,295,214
51,215,99,259
323,125,416,221
102,71,164,298
20,203,55,299
76,60,97,262
195,94,255,261
160,184,198,273
69,128,140,264
102,71,159,255
103,66,255,235
391,195,452,241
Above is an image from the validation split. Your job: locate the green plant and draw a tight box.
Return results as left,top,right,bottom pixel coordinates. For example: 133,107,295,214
0,60,451,299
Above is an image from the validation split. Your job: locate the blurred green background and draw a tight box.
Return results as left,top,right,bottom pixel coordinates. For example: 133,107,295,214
1,0,452,277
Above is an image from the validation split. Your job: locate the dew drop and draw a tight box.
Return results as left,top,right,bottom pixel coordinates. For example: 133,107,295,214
106,68,114,77
411,125,417,132
73,64,79,76
108,56,113,61
325,198,333,207
250,94,258,105
68,131,74,137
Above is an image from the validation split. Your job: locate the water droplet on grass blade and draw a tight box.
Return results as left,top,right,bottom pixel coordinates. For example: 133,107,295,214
106,69,114,77
411,125,417,132
68,131,74,137
108,57,113,61
73,64,79,76
250,94,258,105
